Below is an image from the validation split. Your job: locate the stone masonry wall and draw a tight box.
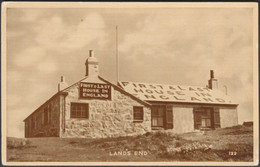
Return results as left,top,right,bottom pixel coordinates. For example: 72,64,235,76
25,95,60,137
60,82,151,138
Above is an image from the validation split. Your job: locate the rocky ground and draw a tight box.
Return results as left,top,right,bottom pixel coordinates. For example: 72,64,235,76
6,125,253,162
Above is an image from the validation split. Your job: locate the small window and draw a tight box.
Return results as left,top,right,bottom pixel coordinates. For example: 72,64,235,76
151,106,164,127
133,106,143,121
194,108,213,129
71,103,89,118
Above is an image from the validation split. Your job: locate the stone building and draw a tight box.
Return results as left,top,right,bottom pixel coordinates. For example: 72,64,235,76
24,50,238,138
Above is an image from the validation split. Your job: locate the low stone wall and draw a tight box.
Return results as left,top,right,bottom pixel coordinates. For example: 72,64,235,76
61,82,151,138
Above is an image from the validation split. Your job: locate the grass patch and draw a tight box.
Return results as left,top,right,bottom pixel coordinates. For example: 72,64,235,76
6,125,253,162
7,137,34,149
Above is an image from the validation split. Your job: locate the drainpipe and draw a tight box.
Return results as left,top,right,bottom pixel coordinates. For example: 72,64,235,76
63,94,67,133
60,92,68,136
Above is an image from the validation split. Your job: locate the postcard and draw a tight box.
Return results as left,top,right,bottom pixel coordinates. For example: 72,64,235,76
1,2,258,166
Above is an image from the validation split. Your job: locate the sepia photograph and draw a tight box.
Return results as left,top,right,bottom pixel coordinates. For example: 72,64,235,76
1,2,258,166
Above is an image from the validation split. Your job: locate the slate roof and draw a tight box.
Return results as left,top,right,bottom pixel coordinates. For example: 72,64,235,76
118,81,238,106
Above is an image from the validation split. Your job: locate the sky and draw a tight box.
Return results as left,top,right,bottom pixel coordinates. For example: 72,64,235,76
5,6,254,138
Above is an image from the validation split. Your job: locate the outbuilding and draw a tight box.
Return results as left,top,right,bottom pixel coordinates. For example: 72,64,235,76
24,50,238,138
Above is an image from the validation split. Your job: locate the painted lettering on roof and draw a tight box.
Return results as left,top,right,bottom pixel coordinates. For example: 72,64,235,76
118,81,236,105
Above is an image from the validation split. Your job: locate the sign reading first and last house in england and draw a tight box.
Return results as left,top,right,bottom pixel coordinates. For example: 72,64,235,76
118,81,237,105
80,82,111,100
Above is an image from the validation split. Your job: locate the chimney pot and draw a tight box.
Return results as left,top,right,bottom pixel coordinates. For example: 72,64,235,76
89,50,94,57
58,76,68,91
208,70,218,90
210,70,214,79
85,50,99,77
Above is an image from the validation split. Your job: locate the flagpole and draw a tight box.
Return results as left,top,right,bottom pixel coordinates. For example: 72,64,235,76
116,25,119,83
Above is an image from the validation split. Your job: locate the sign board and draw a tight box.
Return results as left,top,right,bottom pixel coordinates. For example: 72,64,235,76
80,82,111,100
118,81,237,105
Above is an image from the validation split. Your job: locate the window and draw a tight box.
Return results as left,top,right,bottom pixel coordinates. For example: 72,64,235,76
194,108,213,129
133,106,143,121
71,103,89,118
201,109,211,127
152,106,165,127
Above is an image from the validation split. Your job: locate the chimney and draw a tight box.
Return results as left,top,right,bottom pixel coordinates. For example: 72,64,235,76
89,50,94,57
85,50,99,77
208,70,218,90
58,76,68,91
210,70,214,79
